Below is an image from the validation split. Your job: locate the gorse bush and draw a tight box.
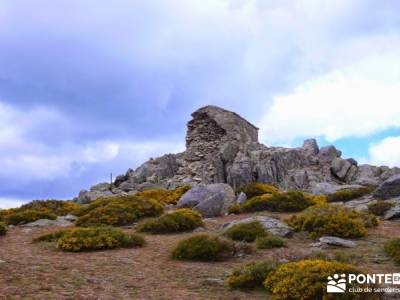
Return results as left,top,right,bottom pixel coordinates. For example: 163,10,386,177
56,227,145,252
224,221,267,242
241,191,326,213
172,234,233,261
255,235,285,249
5,209,57,225
236,183,278,199
137,209,203,233
226,260,279,289
368,201,394,216
0,200,80,225
0,222,6,236
136,185,191,205
75,195,163,227
287,204,377,239
264,259,365,300
33,229,69,243
19,200,79,216
327,186,374,202
384,238,400,264
228,204,242,214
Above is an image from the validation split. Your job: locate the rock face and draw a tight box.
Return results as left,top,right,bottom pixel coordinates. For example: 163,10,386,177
74,105,400,203
374,174,400,200
176,183,235,217
222,216,293,237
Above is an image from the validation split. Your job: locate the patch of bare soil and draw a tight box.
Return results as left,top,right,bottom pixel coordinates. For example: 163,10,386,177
0,213,399,299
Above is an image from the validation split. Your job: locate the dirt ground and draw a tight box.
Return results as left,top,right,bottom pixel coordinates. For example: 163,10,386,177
0,212,399,300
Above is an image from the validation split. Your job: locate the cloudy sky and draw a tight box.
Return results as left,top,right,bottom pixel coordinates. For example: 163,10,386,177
0,0,400,207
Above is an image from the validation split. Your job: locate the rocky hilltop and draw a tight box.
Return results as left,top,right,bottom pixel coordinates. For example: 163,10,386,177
75,105,400,203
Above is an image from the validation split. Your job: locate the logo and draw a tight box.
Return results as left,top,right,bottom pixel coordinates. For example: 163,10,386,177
327,274,346,293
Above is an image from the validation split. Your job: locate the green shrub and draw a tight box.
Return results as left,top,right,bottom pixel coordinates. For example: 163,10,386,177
264,259,365,300
0,200,80,226
56,227,145,252
136,209,203,233
228,204,242,214
327,187,374,202
72,198,111,217
226,260,279,289
224,221,267,242
236,183,278,199
75,195,163,227
172,234,233,261
359,210,379,228
255,235,285,249
0,222,6,235
384,238,400,264
33,229,69,243
287,204,377,239
368,201,394,216
19,200,80,216
4,209,57,225
242,191,326,213
136,185,191,205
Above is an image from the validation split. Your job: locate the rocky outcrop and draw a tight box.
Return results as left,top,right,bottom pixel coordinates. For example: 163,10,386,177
74,105,400,203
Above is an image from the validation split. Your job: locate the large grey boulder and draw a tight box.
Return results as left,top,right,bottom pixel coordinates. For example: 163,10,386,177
222,216,293,237
177,183,235,217
331,158,352,181
375,174,400,200
318,146,341,163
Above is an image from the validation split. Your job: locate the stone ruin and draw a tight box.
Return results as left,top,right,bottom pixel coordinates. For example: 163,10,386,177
75,105,400,203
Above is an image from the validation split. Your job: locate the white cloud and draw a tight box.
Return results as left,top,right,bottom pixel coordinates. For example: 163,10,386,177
0,101,184,181
0,197,25,209
258,50,400,145
368,136,400,167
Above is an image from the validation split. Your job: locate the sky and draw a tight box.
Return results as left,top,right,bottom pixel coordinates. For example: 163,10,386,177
0,0,400,208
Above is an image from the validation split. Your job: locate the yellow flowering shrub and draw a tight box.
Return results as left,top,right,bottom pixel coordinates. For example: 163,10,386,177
5,209,57,225
56,227,145,252
236,183,278,199
33,229,70,243
264,259,366,300
75,195,163,227
242,191,326,213
1,200,80,225
172,234,233,261
226,260,279,289
136,185,191,205
287,204,377,239
136,208,203,233
19,200,80,216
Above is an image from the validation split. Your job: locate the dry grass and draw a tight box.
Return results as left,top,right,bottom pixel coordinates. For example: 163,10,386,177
0,212,399,299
